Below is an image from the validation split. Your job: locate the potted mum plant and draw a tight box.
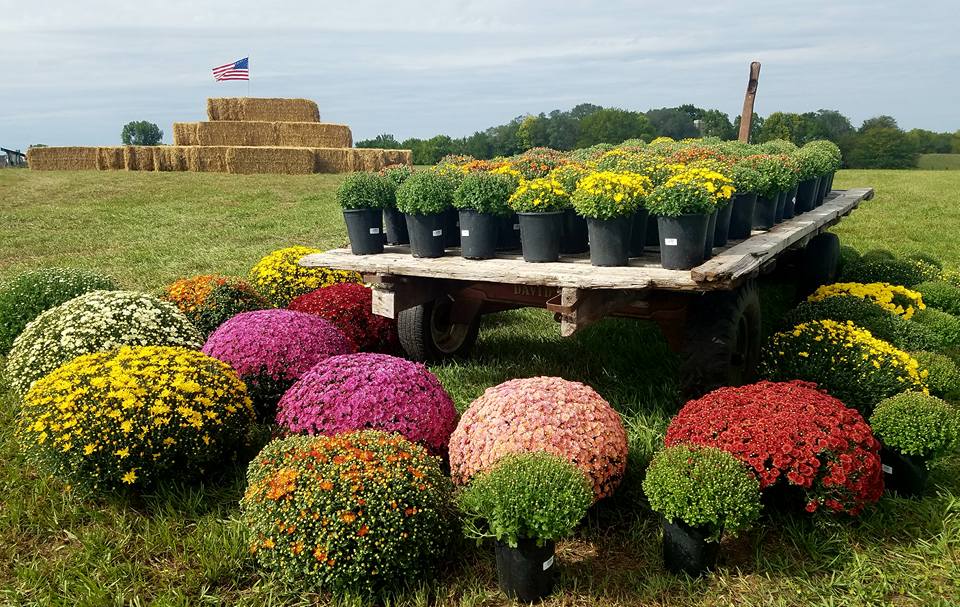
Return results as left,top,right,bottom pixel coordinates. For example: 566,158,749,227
453,171,516,260
458,452,593,603
549,163,591,254
643,444,761,576
775,154,801,220
380,164,414,244
336,171,393,255
739,155,788,230
508,176,571,262
793,147,829,213
646,167,734,270
869,392,960,497
571,171,652,266
727,160,764,241
396,171,456,258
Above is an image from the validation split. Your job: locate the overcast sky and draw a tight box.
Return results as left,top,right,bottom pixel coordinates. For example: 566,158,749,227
2,0,958,151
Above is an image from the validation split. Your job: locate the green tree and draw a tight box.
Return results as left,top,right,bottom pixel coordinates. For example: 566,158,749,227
355,133,402,149
120,121,163,146
698,109,735,139
577,108,655,147
953,130,960,154
811,109,854,141
758,112,820,145
906,129,953,154
846,127,917,168
646,107,699,139
860,115,899,133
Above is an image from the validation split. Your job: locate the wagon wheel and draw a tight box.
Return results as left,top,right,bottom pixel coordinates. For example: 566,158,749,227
397,296,481,362
679,280,762,400
796,232,840,296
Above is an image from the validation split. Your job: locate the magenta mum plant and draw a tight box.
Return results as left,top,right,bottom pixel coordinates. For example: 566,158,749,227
448,376,628,500
275,353,457,455
202,309,354,419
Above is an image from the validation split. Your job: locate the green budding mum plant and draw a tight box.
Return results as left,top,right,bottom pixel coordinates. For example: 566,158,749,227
453,171,516,216
395,171,455,216
870,392,960,459
336,171,394,210
458,452,592,548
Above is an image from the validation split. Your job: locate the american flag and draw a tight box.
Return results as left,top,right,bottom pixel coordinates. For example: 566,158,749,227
212,57,249,81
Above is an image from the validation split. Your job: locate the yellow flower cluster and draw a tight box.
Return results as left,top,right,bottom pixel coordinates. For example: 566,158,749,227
249,246,360,307
17,345,255,490
663,167,736,203
809,282,925,319
570,171,653,220
508,177,570,213
762,319,928,414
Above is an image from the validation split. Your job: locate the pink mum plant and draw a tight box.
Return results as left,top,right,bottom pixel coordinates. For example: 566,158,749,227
448,376,628,500
275,353,457,455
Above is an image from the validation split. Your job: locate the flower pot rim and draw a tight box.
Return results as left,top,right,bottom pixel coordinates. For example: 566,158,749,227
342,207,382,213
656,212,710,219
517,210,565,217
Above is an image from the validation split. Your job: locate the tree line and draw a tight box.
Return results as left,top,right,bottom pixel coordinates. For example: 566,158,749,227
357,104,960,169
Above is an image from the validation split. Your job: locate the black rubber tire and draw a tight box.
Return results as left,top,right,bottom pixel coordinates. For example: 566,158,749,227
680,280,762,400
397,296,481,362
797,232,840,296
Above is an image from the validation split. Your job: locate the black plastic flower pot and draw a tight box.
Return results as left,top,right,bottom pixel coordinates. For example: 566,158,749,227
815,173,831,206
442,207,460,248
826,171,836,192
586,215,632,266
657,214,708,270
404,213,447,258
458,210,498,260
703,210,718,260
753,194,778,230
713,201,733,247
629,208,650,256
646,216,660,247
560,208,589,254
880,445,929,498
774,191,786,223
783,185,798,219
497,214,521,251
495,538,556,603
382,208,409,245
343,208,384,255
662,519,719,577
795,178,819,213
518,212,563,263
728,192,757,240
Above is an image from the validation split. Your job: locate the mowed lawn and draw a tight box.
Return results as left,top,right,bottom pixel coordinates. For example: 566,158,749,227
0,168,959,606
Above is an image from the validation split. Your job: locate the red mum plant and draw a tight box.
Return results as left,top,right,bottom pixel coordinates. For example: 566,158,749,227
287,284,398,353
664,380,883,516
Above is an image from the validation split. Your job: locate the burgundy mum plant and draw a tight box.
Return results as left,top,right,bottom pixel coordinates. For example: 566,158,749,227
275,353,457,455
202,309,354,418
448,376,628,500
287,283,398,353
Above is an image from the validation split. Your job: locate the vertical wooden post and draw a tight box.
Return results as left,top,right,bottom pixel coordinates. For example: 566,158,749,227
738,62,762,143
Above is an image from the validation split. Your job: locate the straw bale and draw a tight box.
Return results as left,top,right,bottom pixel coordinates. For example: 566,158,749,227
313,148,355,173
275,122,351,147
26,147,98,171
153,146,189,171
182,146,229,173
226,146,316,175
95,147,125,170
123,146,155,171
206,98,320,122
172,122,199,146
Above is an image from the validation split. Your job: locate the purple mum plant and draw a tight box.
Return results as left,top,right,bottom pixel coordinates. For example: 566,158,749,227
275,353,457,455
202,309,354,419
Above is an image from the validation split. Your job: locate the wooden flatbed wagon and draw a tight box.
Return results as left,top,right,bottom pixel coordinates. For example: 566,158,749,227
302,187,873,395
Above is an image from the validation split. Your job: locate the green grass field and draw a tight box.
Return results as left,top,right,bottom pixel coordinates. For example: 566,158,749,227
1,168,959,606
917,154,960,170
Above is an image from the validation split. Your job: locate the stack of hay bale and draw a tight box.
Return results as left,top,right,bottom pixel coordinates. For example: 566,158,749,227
27,98,411,174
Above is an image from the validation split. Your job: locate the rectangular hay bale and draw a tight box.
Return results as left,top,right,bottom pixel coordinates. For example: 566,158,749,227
184,146,229,173
172,123,200,146
153,147,189,171
123,146,155,171
226,146,316,175
26,146,98,171
96,147,125,170
313,148,355,173
206,97,320,122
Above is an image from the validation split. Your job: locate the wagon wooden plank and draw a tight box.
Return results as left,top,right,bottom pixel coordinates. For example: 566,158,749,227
690,188,873,283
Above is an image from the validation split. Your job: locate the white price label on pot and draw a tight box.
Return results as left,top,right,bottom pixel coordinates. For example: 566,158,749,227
882,464,893,474
513,224,520,231
664,238,678,246
792,197,797,204
368,227,380,235
432,229,443,237
461,229,470,237
542,555,555,571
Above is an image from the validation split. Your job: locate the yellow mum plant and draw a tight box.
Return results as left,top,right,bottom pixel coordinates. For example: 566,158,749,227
809,282,925,319
17,346,256,491
249,246,361,307
761,319,927,415
508,177,571,213
571,171,653,219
